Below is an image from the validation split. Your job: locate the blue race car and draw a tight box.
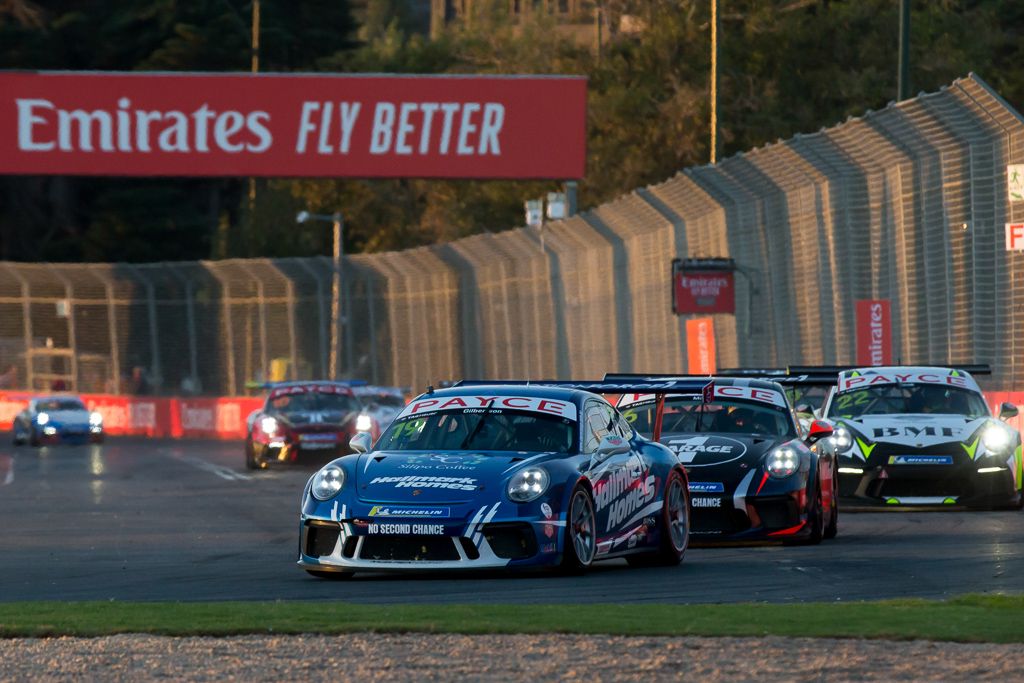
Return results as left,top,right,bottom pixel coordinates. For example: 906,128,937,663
297,380,711,578
12,396,104,446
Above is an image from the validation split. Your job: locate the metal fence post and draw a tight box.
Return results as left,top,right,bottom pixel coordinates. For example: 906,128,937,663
296,258,328,379
3,264,34,391
168,265,200,393
241,262,269,382
205,262,238,397
92,269,121,394
46,265,78,390
366,275,379,384
127,265,162,392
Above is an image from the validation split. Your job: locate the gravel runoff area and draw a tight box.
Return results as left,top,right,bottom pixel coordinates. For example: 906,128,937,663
0,634,1018,681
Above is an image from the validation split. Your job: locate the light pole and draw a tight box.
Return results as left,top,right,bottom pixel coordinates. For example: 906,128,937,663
297,210,344,379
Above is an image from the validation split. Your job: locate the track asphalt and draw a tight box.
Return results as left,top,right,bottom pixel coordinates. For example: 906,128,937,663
1,438,1021,603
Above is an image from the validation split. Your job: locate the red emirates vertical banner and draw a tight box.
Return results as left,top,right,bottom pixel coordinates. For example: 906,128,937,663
686,318,717,374
855,300,892,366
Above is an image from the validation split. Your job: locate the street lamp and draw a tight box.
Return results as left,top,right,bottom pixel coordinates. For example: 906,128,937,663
296,210,345,379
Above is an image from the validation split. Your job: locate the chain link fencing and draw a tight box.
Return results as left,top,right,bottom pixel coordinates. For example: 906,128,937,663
0,74,1022,395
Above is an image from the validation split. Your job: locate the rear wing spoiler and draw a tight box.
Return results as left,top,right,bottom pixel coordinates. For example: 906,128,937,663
452,377,714,441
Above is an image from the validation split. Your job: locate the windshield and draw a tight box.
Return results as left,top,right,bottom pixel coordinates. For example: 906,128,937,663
377,408,577,454
268,392,361,415
366,395,405,409
827,384,989,419
786,386,831,413
621,397,796,439
37,398,86,412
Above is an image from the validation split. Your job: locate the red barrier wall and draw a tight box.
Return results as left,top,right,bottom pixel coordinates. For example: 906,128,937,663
0,392,262,439
3,391,1024,441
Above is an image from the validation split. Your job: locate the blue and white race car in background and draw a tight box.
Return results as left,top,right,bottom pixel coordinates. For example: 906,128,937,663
825,366,1023,509
297,380,709,577
12,396,104,446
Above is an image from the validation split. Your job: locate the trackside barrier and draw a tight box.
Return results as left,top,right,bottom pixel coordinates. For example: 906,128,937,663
0,392,262,439
1,391,1022,441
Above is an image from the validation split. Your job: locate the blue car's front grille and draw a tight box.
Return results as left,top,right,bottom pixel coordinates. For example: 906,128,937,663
360,536,461,562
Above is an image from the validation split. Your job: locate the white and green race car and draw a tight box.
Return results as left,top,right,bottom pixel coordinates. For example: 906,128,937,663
824,366,1022,509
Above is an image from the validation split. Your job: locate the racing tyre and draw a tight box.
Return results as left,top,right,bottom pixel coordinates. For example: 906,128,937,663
823,475,839,540
559,485,596,574
305,570,354,580
627,469,688,567
244,441,262,470
12,428,23,446
29,429,40,448
803,483,824,545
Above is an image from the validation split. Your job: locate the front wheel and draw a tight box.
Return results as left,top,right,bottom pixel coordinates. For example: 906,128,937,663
823,474,839,540
245,441,263,470
803,483,824,545
559,485,596,574
627,469,688,567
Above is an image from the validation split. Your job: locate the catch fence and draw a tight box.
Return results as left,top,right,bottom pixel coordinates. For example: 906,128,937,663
0,73,1022,395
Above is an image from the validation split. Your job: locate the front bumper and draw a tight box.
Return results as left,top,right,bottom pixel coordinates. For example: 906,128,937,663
837,458,1020,508
298,501,562,573
40,425,103,444
688,475,812,543
253,437,348,464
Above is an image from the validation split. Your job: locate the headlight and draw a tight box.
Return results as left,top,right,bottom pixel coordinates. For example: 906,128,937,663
765,447,800,478
507,467,550,502
89,411,103,426
36,412,50,425
260,416,278,435
311,466,345,500
355,414,373,432
981,425,1011,453
832,426,853,453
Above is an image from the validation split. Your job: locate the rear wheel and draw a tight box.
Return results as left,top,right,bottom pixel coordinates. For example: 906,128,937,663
305,570,354,580
559,485,596,574
627,469,688,567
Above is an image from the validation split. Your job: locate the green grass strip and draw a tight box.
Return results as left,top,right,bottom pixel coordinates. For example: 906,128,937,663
0,594,1021,642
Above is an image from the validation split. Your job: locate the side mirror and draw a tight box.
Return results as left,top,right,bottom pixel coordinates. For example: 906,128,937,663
806,420,834,445
349,431,373,454
999,402,1019,421
595,433,631,460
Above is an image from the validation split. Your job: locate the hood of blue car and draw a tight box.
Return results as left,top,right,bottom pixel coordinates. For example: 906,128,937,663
355,450,542,504
40,410,90,427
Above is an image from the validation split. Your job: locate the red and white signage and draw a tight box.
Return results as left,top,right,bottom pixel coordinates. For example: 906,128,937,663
674,272,735,315
619,384,783,408
269,383,354,399
398,395,578,420
0,71,587,179
855,299,891,366
1007,223,1024,251
686,318,717,375
838,372,969,393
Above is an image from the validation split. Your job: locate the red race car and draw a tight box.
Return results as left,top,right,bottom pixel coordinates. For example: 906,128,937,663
245,382,370,469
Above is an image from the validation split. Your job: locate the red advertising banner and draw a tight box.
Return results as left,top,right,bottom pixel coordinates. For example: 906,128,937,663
0,71,587,179
673,259,736,315
686,318,717,374
855,299,892,366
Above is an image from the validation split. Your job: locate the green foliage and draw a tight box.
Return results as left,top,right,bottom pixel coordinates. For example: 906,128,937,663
1,0,1023,262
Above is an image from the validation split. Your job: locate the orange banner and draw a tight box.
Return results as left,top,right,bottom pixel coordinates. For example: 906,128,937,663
686,318,717,374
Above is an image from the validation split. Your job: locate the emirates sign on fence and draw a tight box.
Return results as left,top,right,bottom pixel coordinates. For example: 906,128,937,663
0,71,587,178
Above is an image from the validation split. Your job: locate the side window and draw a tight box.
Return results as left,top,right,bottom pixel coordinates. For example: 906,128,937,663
614,411,634,439
582,402,608,453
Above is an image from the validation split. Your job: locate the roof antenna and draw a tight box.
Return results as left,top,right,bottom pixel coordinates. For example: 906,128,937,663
426,384,434,395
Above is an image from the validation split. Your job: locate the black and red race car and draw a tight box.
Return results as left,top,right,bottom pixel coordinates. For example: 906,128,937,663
245,381,370,469
612,375,838,545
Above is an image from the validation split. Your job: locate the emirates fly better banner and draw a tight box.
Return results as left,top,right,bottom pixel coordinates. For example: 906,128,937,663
0,71,587,178
855,299,892,366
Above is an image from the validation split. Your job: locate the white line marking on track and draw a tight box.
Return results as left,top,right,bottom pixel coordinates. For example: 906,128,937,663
166,452,253,481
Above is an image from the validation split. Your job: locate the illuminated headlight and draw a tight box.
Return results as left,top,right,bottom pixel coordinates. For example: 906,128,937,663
36,412,50,426
260,416,279,436
981,425,1011,454
355,414,373,432
43,426,57,436
765,447,800,478
311,466,345,500
838,467,864,475
89,411,103,426
832,426,853,453
978,466,1005,474
507,467,550,502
